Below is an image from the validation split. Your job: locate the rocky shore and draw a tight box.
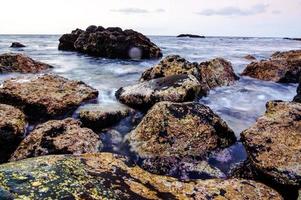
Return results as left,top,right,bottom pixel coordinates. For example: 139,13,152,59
0,34,300,199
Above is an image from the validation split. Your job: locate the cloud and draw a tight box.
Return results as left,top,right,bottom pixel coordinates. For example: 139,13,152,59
111,8,165,14
197,4,269,16
272,10,281,14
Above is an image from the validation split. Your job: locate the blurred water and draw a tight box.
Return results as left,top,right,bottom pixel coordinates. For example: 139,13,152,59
0,35,300,175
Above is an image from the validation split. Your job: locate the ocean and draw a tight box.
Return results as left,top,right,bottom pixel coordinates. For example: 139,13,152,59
0,34,300,176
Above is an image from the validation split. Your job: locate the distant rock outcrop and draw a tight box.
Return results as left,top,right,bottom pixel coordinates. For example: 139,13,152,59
177,34,205,38
58,25,162,59
10,42,26,48
284,37,301,41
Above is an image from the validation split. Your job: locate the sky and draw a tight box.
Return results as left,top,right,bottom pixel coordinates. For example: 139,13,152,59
1,0,301,37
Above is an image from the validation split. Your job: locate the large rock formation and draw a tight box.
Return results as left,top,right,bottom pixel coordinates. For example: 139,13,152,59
10,118,102,161
0,74,98,120
140,55,238,90
0,53,52,73
116,74,203,109
128,101,236,158
242,50,301,83
0,104,26,163
59,25,162,59
0,153,282,199
241,101,301,186
79,104,134,130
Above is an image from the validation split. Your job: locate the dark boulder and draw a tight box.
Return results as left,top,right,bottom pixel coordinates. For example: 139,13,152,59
0,53,52,73
293,79,301,102
10,42,26,48
0,104,26,163
177,34,205,38
0,74,98,120
10,118,102,161
244,54,256,60
59,26,162,59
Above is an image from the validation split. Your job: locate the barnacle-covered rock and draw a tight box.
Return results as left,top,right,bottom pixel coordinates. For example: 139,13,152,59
0,153,282,199
128,101,236,158
10,118,102,161
241,101,301,186
0,74,98,120
0,104,26,163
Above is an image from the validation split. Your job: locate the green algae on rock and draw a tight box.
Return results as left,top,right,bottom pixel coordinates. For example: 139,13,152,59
0,53,52,73
10,118,102,162
79,103,134,130
0,74,98,120
0,104,26,163
128,101,236,158
0,153,283,199
116,74,203,109
241,101,301,186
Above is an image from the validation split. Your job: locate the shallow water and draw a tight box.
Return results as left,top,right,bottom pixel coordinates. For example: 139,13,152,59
0,35,300,177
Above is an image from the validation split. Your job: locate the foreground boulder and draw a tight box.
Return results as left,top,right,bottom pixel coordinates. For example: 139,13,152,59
242,50,301,83
10,42,26,48
0,104,26,163
79,104,134,130
0,53,52,73
0,74,98,120
10,118,102,161
241,101,301,186
140,55,238,90
0,153,282,199
116,74,203,109
128,101,236,158
59,25,162,59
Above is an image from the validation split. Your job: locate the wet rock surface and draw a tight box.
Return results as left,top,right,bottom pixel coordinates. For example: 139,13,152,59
294,80,301,102
10,118,102,161
79,104,134,130
116,74,203,109
0,53,52,73
244,54,256,60
59,25,162,59
0,74,98,120
140,55,238,90
177,34,205,38
0,104,26,163
128,101,236,158
242,50,301,83
0,153,282,200
241,101,301,186
10,42,26,48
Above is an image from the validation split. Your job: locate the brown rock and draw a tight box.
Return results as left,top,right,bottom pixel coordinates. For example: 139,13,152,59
128,101,236,158
10,118,102,161
0,153,283,200
0,104,26,163
244,54,256,60
242,50,301,83
241,101,301,186
59,26,162,59
0,74,98,120
79,104,134,130
116,74,204,109
0,53,52,73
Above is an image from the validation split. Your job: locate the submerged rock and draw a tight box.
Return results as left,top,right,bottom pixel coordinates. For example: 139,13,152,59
241,101,301,186
177,34,205,38
10,42,26,48
128,101,236,158
0,53,52,73
79,104,134,130
10,118,102,161
140,55,238,90
244,54,256,60
141,156,226,180
0,74,98,120
0,104,26,163
59,26,162,59
116,74,203,109
242,50,301,83
0,153,282,199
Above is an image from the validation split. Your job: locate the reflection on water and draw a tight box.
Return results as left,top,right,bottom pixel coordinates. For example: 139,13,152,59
0,34,300,178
